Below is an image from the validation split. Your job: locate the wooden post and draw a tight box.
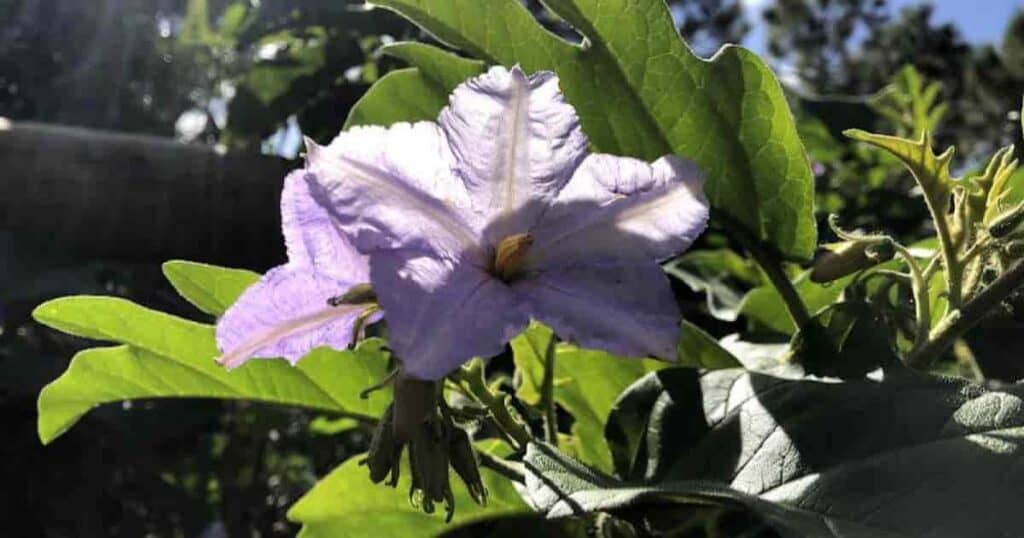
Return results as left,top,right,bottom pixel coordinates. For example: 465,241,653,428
0,120,294,269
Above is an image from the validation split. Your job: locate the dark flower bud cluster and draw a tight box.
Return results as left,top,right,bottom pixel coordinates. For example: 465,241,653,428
362,374,487,521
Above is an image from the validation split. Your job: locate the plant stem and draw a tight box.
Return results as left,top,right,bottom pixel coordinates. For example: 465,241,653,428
746,240,812,328
922,191,962,307
907,258,1024,368
893,243,931,353
452,366,533,451
476,451,526,483
960,235,992,267
922,254,942,283
539,336,558,444
719,214,812,328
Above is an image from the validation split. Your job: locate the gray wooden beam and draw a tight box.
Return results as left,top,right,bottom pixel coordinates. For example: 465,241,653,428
0,120,294,270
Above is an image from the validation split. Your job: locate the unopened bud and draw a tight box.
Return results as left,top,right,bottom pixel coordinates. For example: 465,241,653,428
988,201,1024,238
449,427,487,506
810,239,894,283
408,419,455,521
362,404,402,486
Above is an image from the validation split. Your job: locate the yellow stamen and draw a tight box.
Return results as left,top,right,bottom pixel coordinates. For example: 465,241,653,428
493,233,533,282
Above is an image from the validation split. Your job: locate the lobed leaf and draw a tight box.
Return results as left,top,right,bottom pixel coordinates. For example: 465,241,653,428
521,441,901,538
576,367,1024,537
357,0,817,260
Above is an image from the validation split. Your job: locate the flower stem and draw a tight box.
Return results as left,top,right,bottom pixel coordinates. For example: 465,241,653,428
747,240,812,329
476,451,526,484
539,336,558,444
892,243,931,353
907,259,1024,368
451,364,533,451
719,215,811,329
922,191,963,308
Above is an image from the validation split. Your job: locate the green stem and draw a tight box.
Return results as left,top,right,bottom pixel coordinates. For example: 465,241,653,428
746,240,812,328
858,269,911,286
960,235,992,267
720,214,811,328
476,451,526,483
893,243,931,353
907,258,1024,368
921,254,942,283
923,192,962,307
452,366,532,451
539,336,558,444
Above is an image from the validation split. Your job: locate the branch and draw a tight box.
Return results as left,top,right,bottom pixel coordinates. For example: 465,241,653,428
907,259,1024,368
892,243,931,353
451,365,533,451
720,214,812,329
477,451,526,484
747,240,812,328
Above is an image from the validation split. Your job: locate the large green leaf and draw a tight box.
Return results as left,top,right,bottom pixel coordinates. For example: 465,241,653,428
564,368,1024,537
345,44,485,129
604,368,708,481
162,260,260,316
33,296,391,444
287,453,528,537
356,0,817,260
788,301,900,378
676,320,743,370
521,442,897,538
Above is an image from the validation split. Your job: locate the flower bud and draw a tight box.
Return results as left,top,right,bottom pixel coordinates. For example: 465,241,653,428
363,404,402,486
408,418,455,521
449,427,487,506
988,201,1024,238
810,239,894,283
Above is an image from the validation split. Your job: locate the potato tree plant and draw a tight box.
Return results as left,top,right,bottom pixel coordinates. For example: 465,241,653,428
33,1,1024,536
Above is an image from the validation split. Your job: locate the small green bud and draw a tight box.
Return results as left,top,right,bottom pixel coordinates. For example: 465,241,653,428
448,427,487,506
988,201,1024,238
810,239,895,283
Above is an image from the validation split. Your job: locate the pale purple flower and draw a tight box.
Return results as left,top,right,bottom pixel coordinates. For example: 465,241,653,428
305,66,709,380
215,171,379,369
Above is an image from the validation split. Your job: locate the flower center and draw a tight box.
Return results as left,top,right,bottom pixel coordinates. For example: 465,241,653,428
492,233,533,282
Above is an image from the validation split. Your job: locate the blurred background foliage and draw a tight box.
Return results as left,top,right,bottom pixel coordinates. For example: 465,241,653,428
0,0,1022,536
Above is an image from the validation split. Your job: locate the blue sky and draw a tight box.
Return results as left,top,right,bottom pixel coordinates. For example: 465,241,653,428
741,0,1023,53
